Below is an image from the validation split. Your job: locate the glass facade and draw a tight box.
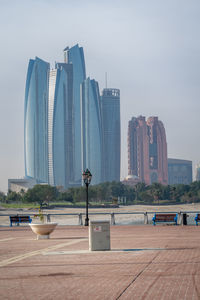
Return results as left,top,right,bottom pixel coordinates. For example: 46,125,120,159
101,89,121,182
24,46,121,189
81,78,102,185
65,44,86,184
24,57,49,183
48,64,74,189
48,69,57,185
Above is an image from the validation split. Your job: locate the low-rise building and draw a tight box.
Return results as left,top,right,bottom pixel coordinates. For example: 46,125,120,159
168,158,192,185
8,178,37,193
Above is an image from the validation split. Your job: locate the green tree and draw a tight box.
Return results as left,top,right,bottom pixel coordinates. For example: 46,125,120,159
72,186,85,202
139,191,153,203
134,182,146,200
96,182,111,202
6,191,22,203
110,181,125,198
24,184,57,207
123,185,135,203
150,183,163,203
0,191,6,202
58,191,73,203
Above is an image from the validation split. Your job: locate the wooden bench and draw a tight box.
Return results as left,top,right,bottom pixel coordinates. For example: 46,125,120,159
10,215,32,227
152,213,178,226
195,214,200,226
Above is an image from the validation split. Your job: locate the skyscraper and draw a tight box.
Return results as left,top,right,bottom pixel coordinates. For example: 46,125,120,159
48,63,73,189
24,57,50,184
81,78,102,185
101,88,121,182
24,44,111,189
196,163,200,181
147,117,168,185
64,45,86,185
128,116,168,185
128,116,149,183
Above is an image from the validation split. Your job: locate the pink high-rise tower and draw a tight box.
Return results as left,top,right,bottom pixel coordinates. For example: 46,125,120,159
128,116,168,185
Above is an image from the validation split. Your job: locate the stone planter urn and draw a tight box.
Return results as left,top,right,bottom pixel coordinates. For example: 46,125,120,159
29,223,57,240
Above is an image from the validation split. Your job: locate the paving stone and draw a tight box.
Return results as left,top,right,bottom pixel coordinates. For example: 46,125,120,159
1,225,200,299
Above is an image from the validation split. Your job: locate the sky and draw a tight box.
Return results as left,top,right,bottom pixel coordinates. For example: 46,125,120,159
0,0,200,192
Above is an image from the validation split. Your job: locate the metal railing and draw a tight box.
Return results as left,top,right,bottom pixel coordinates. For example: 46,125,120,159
1,211,200,226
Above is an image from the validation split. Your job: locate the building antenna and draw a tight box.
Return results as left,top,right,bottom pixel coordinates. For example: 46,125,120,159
105,72,107,88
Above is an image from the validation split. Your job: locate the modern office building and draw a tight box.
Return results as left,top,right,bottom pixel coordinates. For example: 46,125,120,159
81,78,102,185
24,57,50,184
168,158,192,184
196,163,200,181
101,88,120,182
8,178,37,193
24,45,120,189
63,45,86,185
128,116,168,185
48,63,73,189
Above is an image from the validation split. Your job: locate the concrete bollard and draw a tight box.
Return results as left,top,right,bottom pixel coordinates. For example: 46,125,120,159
111,213,115,225
144,212,148,224
177,212,182,225
79,213,83,225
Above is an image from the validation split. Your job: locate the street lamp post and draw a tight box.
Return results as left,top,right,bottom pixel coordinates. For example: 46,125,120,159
82,169,92,226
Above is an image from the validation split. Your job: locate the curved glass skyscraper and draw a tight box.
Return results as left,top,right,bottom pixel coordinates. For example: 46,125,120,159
24,57,49,183
101,89,121,182
24,45,120,189
64,44,86,184
48,64,73,189
81,78,102,185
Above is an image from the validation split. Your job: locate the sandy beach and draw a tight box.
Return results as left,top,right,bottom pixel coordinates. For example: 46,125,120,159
1,203,200,226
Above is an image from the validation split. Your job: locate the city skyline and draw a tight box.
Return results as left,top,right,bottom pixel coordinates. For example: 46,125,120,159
24,45,120,189
0,1,200,192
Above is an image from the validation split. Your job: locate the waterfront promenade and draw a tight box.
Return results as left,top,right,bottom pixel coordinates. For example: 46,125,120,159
0,225,200,299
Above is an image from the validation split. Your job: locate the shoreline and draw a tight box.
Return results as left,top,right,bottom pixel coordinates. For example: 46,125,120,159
1,202,200,213
0,203,200,226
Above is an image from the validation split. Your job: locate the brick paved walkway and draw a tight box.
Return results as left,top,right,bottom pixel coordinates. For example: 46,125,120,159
0,225,200,299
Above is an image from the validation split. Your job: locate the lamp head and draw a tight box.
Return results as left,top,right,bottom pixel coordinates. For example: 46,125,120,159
82,169,92,185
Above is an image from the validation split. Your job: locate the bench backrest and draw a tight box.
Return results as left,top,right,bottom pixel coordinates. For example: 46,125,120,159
10,216,31,222
155,214,176,221
19,216,31,222
10,216,20,222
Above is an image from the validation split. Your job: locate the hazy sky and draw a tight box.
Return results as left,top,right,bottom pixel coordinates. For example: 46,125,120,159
0,0,200,192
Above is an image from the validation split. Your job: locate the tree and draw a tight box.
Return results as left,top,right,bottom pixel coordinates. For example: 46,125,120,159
95,182,111,202
58,191,73,203
150,183,163,203
139,191,153,203
134,182,146,200
0,191,6,202
123,185,135,202
6,191,22,203
110,181,125,198
24,184,57,207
